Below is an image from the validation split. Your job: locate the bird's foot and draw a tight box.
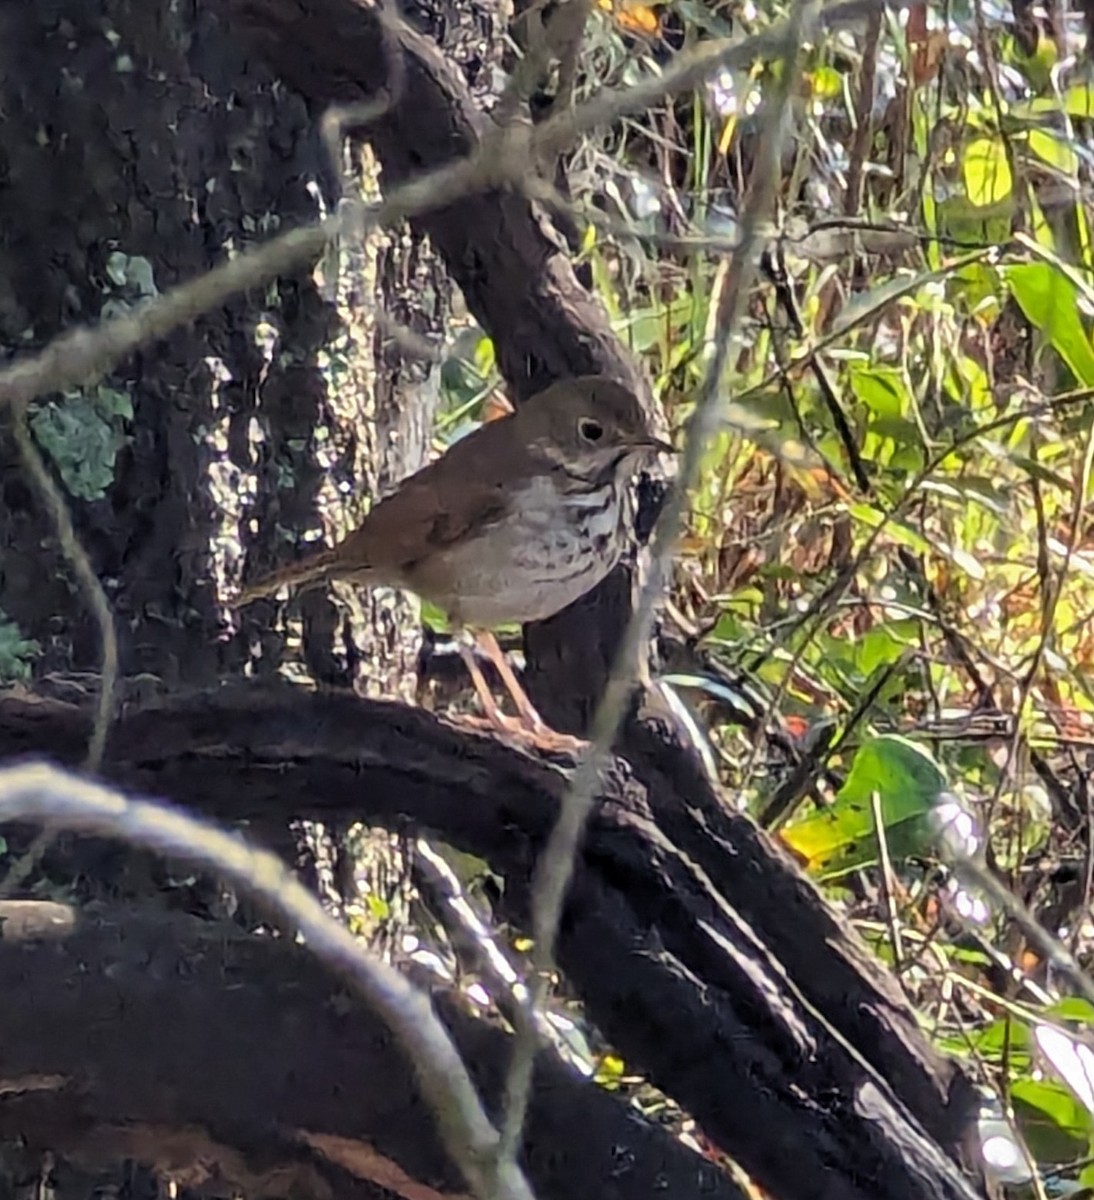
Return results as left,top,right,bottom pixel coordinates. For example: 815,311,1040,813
453,711,588,756
455,632,588,755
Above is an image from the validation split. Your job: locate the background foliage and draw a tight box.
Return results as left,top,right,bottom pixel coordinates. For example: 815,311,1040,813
438,1,1094,1189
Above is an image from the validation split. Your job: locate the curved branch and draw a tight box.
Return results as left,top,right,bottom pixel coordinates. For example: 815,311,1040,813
0,685,985,1200
0,902,739,1200
0,762,533,1200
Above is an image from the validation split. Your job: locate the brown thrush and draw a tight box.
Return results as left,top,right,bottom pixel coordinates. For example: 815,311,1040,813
233,376,672,750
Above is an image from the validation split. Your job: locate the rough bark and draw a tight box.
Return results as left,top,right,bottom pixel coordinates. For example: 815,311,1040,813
0,902,737,1200
0,686,985,1200
0,0,337,688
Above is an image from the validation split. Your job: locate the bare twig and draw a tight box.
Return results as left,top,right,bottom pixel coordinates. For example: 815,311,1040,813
494,0,821,1178
0,0,885,416
945,850,1094,1012
8,410,118,777
0,761,535,1200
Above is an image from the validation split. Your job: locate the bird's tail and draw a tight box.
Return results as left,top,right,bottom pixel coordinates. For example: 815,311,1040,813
231,548,345,610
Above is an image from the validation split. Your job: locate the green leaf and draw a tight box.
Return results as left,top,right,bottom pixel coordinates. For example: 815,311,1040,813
0,611,39,682
1026,129,1079,177
963,137,1013,207
1063,83,1094,119
849,366,910,419
781,735,948,879
967,1016,1033,1061
1005,262,1094,387
1011,1078,1094,1164
847,503,931,554
1049,999,1094,1026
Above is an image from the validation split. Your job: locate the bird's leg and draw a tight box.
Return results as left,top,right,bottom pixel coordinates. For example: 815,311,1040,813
451,630,585,754
472,630,587,754
456,637,518,732
473,630,543,729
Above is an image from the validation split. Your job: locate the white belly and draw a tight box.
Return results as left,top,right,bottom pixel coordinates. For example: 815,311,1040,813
408,476,623,626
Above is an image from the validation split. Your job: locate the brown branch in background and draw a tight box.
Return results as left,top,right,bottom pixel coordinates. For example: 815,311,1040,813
494,0,822,1174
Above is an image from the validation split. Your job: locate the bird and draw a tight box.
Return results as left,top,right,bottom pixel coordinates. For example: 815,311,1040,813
232,376,673,750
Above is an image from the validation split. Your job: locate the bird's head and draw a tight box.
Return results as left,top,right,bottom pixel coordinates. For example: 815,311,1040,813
518,376,674,482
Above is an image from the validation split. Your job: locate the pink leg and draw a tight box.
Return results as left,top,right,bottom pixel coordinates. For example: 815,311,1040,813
457,632,587,754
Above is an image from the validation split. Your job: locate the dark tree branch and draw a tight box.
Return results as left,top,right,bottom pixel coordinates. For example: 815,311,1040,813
0,685,985,1200
0,902,738,1200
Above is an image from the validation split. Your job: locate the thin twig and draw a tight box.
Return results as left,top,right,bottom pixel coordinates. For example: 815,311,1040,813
8,408,118,776
945,851,1094,1012
0,0,884,418
0,761,535,1200
493,0,820,1179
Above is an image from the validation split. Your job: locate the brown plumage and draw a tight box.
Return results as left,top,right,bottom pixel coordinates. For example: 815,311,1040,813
233,376,669,626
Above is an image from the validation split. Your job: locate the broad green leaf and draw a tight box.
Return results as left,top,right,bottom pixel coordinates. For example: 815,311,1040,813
781,735,948,879
1049,999,1094,1026
968,1016,1033,1061
1011,1078,1094,1164
1063,83,1094,118
855,626,913,676
1026,129,1079,177
963,137,1013,207
849,366,911,419
1005,262,1094,387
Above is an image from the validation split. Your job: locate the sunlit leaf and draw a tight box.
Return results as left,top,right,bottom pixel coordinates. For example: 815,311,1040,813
1049,999,1094,1026
847,503,931,554
1005,262,1094,387
807,66,843,101
780,735,948,879
1063,83,1094,119
597,0,660,35
963,137,1013,207
1026,129,1079,177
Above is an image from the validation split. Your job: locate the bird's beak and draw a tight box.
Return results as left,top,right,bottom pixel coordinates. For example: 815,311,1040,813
638,435,676,456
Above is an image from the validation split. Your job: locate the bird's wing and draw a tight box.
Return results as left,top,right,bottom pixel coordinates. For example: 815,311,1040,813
333,418,515,577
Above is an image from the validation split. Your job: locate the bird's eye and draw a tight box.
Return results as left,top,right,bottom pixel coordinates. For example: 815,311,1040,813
578,417,604,443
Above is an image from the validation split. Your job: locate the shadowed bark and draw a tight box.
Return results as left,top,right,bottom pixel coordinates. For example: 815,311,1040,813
0,902,739,1200
0,685,985,1200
